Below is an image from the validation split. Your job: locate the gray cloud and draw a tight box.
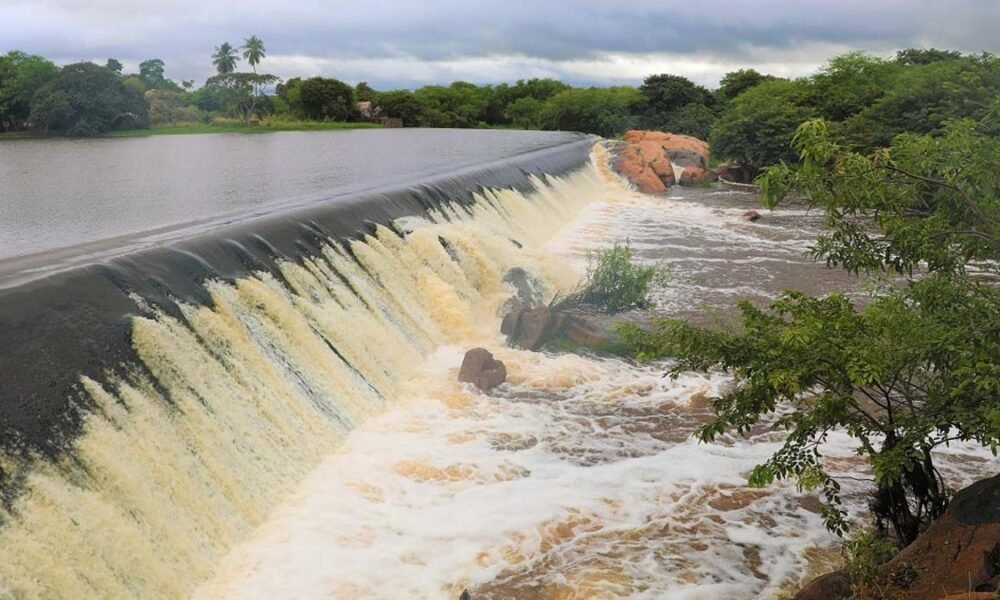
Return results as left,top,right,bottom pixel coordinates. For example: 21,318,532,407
2,0,999,88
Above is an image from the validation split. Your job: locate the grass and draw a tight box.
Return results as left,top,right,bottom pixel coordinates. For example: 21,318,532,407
106,119,383,138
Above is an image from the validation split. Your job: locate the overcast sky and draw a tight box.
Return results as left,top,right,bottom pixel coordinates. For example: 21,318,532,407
2,0,998,89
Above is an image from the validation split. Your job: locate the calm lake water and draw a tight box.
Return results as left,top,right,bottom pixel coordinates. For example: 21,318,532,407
0,129,583,261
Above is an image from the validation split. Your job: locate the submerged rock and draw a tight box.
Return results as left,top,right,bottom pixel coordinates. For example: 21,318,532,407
458,348,507,391
504,304,650,355
743,210,761,222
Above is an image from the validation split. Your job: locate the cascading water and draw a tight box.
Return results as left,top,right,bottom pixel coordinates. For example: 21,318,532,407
0,137,994,600
0,143,604,599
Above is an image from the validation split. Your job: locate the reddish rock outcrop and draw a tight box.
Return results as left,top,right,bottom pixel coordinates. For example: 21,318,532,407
797,473,1000,600
878,473,1000,598
678,166,706,186
458,348,507,391
616,130,709,194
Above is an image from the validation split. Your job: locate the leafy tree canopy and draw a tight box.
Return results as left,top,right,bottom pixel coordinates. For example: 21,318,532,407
623,116,1000,546
0,50,59,131
29,62,148,136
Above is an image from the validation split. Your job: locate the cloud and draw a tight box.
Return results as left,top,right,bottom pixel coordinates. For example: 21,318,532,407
1,0,998,87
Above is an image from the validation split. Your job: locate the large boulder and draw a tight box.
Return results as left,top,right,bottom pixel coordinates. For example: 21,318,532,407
797,474,1000,599
504,306,561,351
458,348,507,391
878,473,1000,597
615,130,708,194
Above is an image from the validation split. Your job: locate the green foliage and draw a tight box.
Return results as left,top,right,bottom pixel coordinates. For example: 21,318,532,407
638,74,711,126
241,35,266,73
716,69,775,101
633,115,1000,547
0,51,59,132
561,242,668,314
29,62,148,136
105,58,123,74
139,59,166,88
375,90,421,124
840,54,1000,150
354,81,376,103
204,72,280,122
211,42,239,75
413,82,491,128
710,78,814,178
659,102,718,140
843,528,903,598
541,87,642,137
810,52,899,122
506,96,546,130
299,77,355,121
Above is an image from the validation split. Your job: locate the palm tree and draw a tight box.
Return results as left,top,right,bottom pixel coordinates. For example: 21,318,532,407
242,35,266,74
211,42,239,74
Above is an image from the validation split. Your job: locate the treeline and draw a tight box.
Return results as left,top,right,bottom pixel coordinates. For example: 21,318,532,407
3,47,1000,169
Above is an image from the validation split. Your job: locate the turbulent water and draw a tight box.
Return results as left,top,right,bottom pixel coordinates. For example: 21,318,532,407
0,143,995,599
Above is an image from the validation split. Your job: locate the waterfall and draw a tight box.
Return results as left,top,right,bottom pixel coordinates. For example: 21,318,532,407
0,143,609,599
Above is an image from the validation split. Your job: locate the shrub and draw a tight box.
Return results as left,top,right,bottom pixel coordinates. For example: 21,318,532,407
559,242,668,313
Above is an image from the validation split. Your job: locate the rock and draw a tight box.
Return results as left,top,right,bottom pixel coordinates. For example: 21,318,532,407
877,473,1000,598
559,308,651,354
458,348,507,391
614,130,709,194
667,148,707,170
743,210,761,222
678,167,706,186
505,306,560,351
715,162,732,180
793,570,851,600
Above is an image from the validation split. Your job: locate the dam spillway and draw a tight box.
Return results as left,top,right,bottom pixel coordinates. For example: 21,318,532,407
1,130,995,598
0,129,596,598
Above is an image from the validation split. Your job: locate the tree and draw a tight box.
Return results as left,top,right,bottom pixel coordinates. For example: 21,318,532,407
211,42,239,74
0,51,59,131
809,52,900,122
354,81,376,102
139,58,166,88
298,77,355,121
376,90,421,125
622,117,1000,546
638,74,711,128
709,78,814,180
541,87,642,137
895,48,963,66
840,53,1000,151
242,35,266,74
716,69,775,101
507,96,546,130
105,58,123,74
660,103,718,140
29,62,149,136
205,72,279,122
